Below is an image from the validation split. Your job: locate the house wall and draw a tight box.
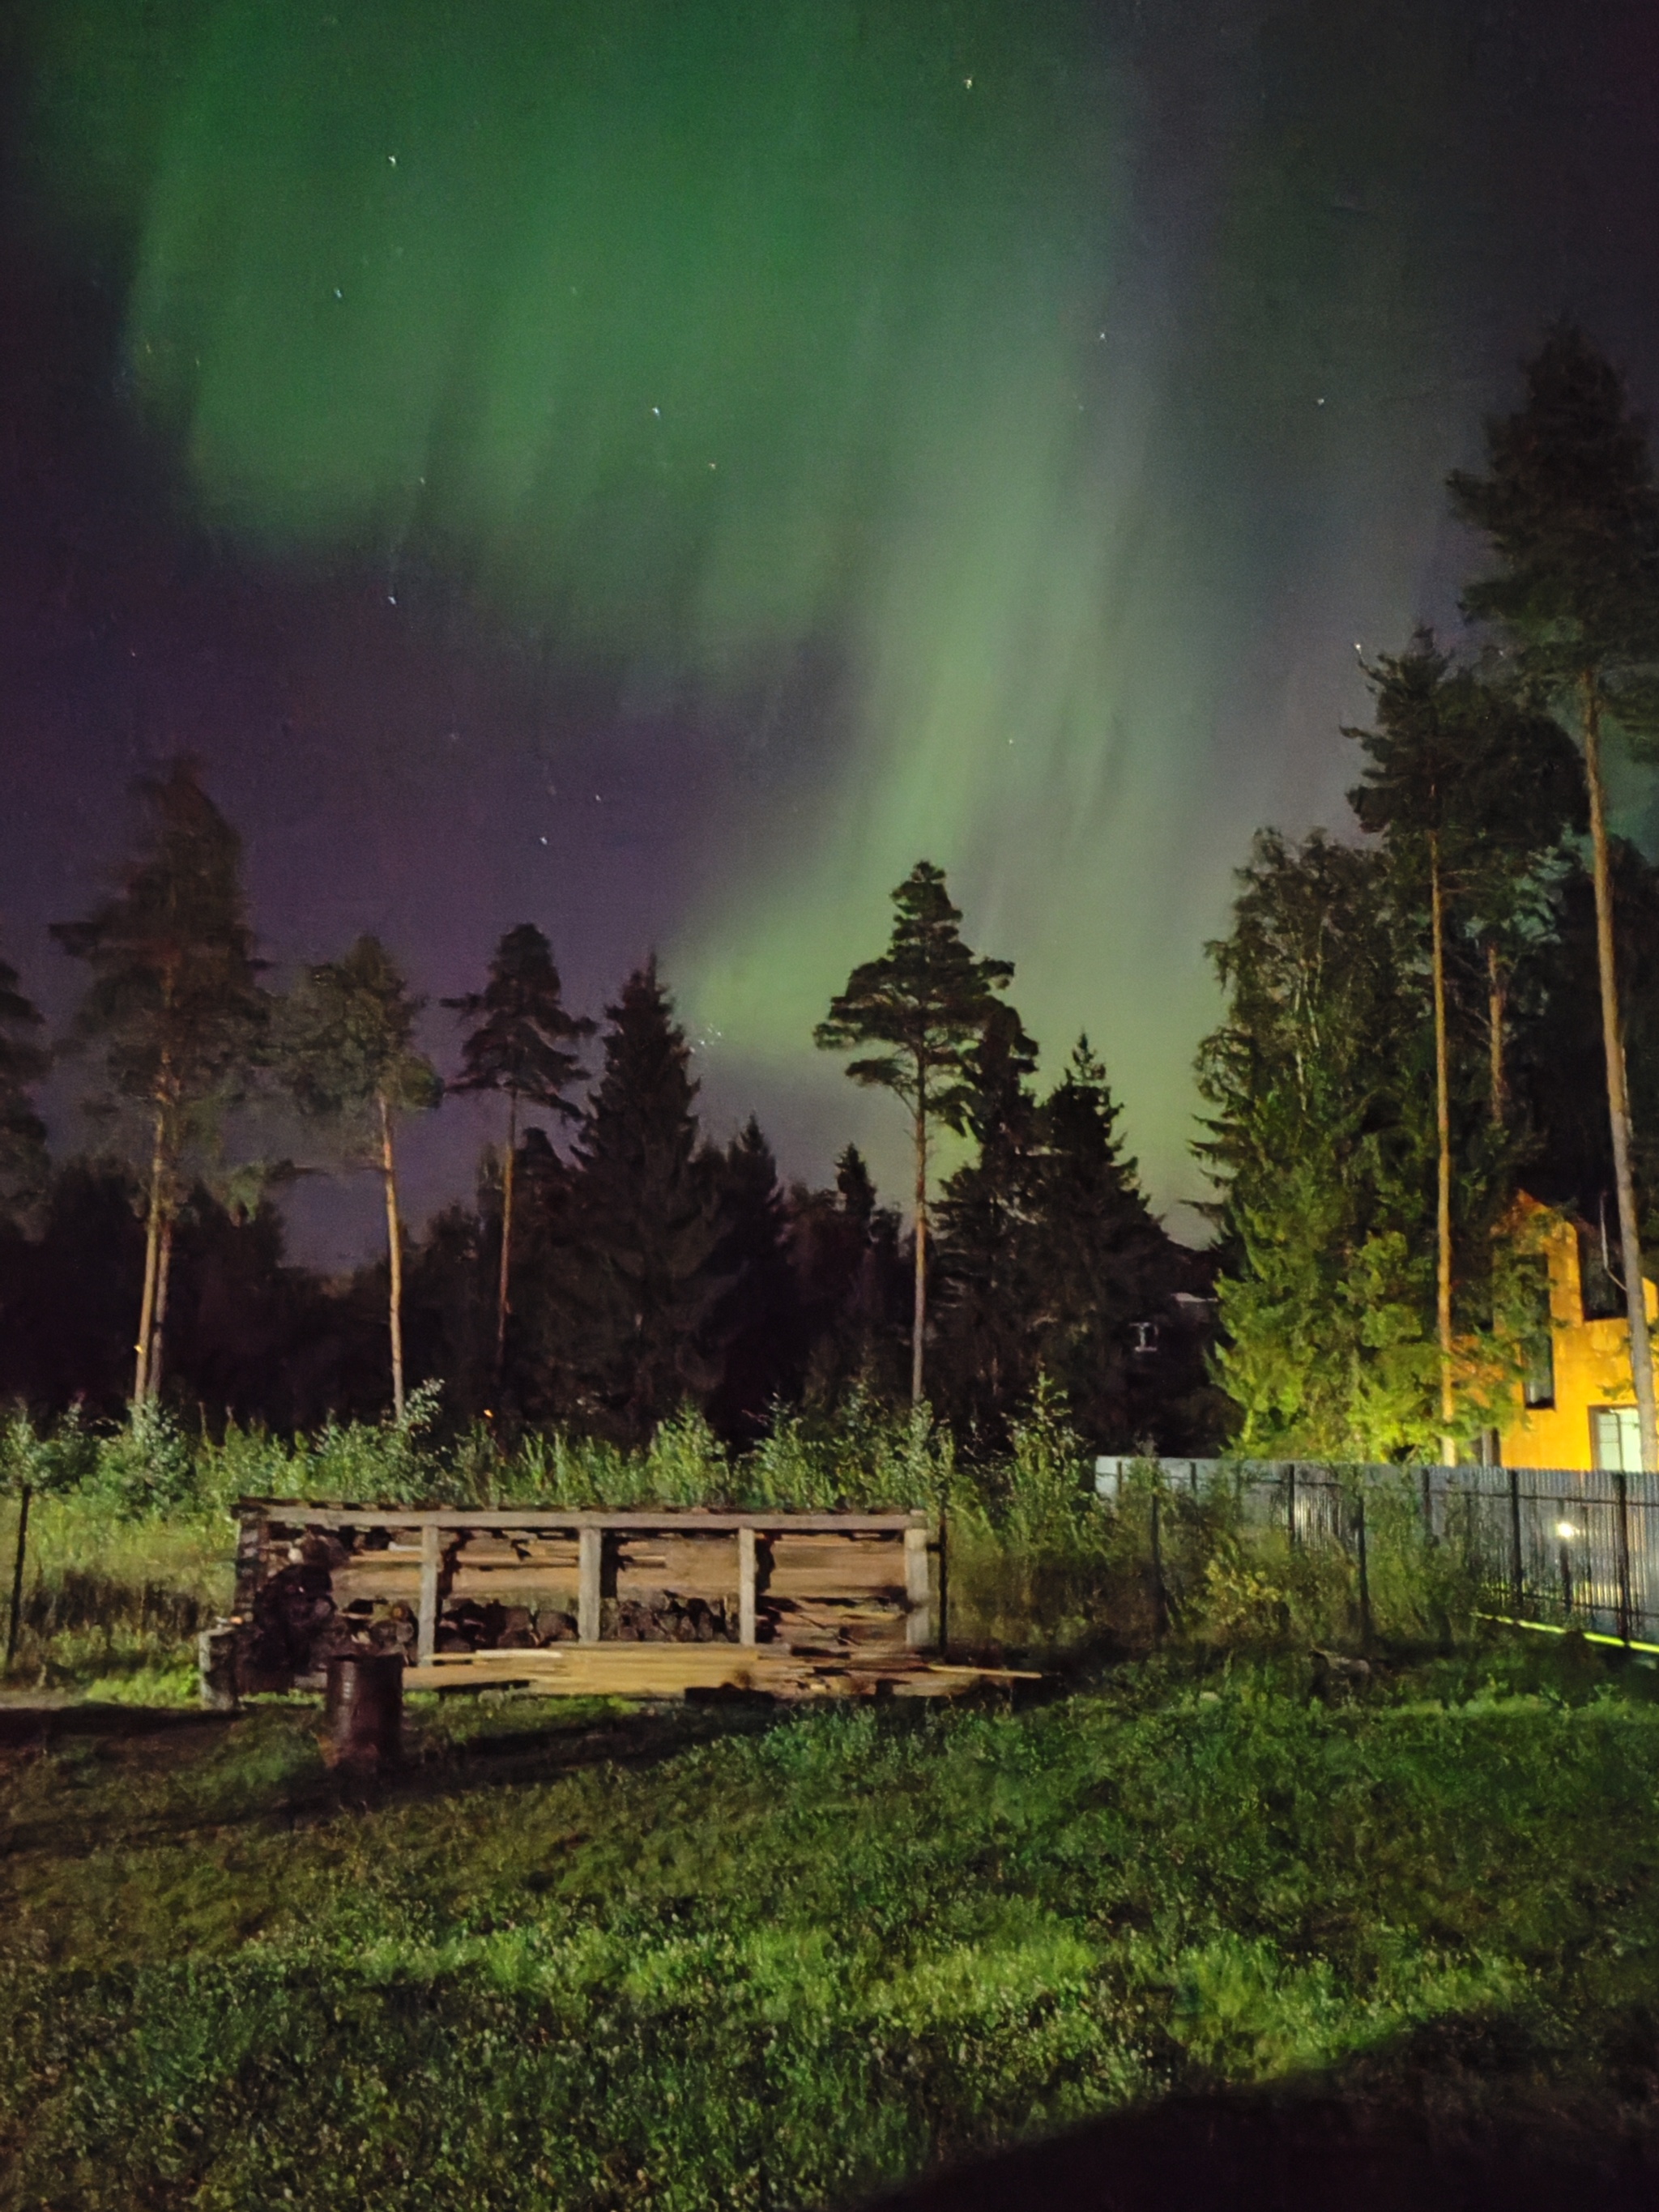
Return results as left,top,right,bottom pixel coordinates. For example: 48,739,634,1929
1500,1213,1657,1469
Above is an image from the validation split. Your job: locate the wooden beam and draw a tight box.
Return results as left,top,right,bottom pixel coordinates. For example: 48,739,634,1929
738,1526,757,1647
416,1522,441,1664
578,1526,603,1643
905,1524,932,1649
235,1501,927,1535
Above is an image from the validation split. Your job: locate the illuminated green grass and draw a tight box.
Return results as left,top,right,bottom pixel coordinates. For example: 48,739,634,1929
2,1647,1658,2207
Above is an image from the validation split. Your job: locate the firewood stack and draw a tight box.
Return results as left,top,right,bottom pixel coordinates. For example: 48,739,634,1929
221,1505,1035,1701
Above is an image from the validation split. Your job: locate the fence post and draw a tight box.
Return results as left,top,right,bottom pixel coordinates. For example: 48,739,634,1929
1149,1487,1166,1645
5,1484,30,1667
1420,1466,1434,1543
1615,1470,1634,1647
1354,1489,1372,1650
1286,1463,1298,1549
1509,1466,1525,1614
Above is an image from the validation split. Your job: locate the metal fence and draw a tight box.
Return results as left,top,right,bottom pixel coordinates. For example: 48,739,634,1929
1094,1456,1659,1647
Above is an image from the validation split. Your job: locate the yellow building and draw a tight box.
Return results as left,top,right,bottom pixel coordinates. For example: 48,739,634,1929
1500,1204,1659,1473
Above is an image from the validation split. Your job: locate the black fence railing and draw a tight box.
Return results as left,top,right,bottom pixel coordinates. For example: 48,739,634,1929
1094,1456,1659,1647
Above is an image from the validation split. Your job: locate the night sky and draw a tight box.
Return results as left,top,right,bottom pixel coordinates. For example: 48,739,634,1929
5,0,1659,1264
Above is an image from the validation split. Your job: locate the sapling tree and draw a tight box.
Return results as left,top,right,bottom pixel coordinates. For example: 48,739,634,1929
443,924,592,1382
283,936,441,1420
53,762,266,1406
816,860,1013,1405
1451,325,1659,1468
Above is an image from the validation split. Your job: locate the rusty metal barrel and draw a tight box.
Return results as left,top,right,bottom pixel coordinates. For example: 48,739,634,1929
322,1651,403,1770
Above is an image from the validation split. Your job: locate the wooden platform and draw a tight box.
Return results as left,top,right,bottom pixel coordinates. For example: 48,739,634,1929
403,1644,1037,1701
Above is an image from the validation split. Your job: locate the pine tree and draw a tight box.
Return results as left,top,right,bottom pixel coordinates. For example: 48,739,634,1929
283,936,441,1420
1346,633,1580,1458
52,761,266,1405
1450,325,1659,1467
815,861,1013,1404
562,962,725,1444
443,924,593,1383
0,960,49,1221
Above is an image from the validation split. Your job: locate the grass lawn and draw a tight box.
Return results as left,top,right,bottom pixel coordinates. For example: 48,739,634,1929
3,1642,1659,2209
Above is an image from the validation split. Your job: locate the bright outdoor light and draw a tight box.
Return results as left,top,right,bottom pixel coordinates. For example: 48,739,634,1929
1556,1520,1577,1541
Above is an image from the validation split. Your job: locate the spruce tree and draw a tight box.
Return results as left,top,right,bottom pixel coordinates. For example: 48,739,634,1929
1027,1040,1185,1446
934,1001,1041,1436
443,924,593,1383
1198,831,1448,1459
563,962,725,1443
785,1145,909,1406
815,861,1013,1404
53,762,266,1405
0,960,49,1221
1450,325,1659,1467
706,1116,802,1441
283,936,441,1420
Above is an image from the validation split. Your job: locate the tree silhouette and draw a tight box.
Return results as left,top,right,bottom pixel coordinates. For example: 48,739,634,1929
444,924,593,1384
1347,632,1580,1458
283,936,441,1420
53,762,266,1405
0,959,49,1223
563,962,725,1443
816,861,1013,1404
1451,324,1659,1468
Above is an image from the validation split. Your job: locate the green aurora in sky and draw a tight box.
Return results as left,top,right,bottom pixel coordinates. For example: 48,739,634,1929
19,0,1502,1219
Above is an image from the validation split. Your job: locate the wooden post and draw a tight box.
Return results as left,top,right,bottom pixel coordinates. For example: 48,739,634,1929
904,1524,932,1649
6,1485,30,1667
1354,1490,1371,1651
737,1526,757,1647
578,1526,603,1644
936,1510,949,1657
1616,1469,1634,1646
232,1508,267,1619
416,1520,441,1664
1509,1466,1525,1613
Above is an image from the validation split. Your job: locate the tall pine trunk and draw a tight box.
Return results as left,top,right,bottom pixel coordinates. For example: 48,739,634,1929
1430,834,1456,1466
911,1088,928,1407
378,1091,406,1422
495,1092,517,1383
1583,672,1657,1469
133,1105,167,1409
148,1213,175,1404
1486,941,1508,1126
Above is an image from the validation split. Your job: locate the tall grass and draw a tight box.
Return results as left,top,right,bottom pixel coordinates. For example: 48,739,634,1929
2,1383,1491,1693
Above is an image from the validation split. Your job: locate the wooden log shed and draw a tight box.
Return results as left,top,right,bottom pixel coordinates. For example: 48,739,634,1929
228,1502,1021,1701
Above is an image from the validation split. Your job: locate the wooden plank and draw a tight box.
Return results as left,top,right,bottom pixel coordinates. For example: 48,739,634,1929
905,1525,932,1648
400,1646,1037,1702
578,1526,603,1644
416,1523,441,1664
232,1511,267,1615
738,1525,757,1647
240,1501,927,1534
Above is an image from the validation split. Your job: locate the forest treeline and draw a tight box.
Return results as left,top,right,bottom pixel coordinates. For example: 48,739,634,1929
1201,326,1659,1465
0,791,1215,1457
